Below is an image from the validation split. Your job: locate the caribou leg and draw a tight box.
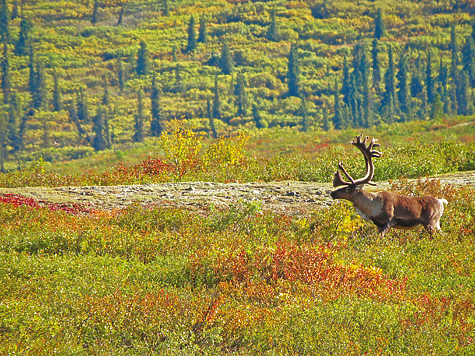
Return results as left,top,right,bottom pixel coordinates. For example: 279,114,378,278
378,220,397,237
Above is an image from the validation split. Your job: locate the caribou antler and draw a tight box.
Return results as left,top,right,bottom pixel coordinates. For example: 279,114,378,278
332,135,382,188
332,162,355,187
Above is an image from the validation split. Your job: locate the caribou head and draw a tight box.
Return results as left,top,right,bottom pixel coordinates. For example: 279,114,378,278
330,135,382,200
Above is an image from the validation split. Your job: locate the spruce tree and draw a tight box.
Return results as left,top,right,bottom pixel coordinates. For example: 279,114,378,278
458,71,470,116
104,107,111,149
397,48,411,119
136,40,150,76
150,73,162,137
185,15,196,53
266,9,280,42
175,64,184,92
52,67,62,112
172,47,177,62
382,45,397,112
18,109,33,148
426,50,435,103
163,0,169,17
322,106,333,131
374,8,386,40
198,15,208,44
311,0,330,19
117,6,124,25
252,103,265,129
28,47,36,97
356,101,364,128
451,24,458,65
430,93,444,120
411,53,424,98
228,75,234,96
449,78,458,116
443,86,452,115
462,35,475,87
352,44,363,88
333,80,345,129
0,111,6,172
133,90,145,143
91,0,99,26
32,62,47,109
438,59,448,95
450,25,461,112
362,89,372,127
299,95,309,132
1,43,10,105
360,48,372,127
372,38,382,95
7,91,20,153
39,115,50,148
102,73,110,107
220,41,234,75
343,106,351,128
347,71,357,124
438,60,451,114
388,93,398,123
77,88,89,123
207,98,218,138
11,1,18,20
417,85,428,120
15,18,31,56
70,99,87,139
451,49,460,114
359,46,370,90
212,75,222,121
69,99,78,133
205,97,211,119
41,112,49,148
117,57,125,93
287,44,300,97
235,73,247,116
341,57,351,106
92,106,107,151
0,0,9,43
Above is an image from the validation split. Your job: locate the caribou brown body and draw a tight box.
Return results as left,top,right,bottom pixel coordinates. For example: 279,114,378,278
330,135,448,237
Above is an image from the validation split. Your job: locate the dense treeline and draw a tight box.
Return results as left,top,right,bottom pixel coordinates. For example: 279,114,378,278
0,0,475,170
334,19,475,129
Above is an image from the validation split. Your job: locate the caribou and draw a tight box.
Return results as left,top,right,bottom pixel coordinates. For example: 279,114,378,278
330,135,448,237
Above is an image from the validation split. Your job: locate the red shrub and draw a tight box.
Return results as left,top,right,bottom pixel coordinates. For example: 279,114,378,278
0,194,95,214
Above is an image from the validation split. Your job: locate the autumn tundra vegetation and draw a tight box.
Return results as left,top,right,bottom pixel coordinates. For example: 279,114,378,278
1,0,475,354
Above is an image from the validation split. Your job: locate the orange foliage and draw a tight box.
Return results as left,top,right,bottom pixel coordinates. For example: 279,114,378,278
190,239,407,305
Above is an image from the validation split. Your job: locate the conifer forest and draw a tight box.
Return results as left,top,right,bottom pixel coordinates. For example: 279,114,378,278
0,0,475,167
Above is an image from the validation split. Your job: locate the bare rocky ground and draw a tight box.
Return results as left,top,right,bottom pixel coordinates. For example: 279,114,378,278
1,171,474,215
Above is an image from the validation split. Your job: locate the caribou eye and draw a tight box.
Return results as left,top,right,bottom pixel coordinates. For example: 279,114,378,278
345,187,351,192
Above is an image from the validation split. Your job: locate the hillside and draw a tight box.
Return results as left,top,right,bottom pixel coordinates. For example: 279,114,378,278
1,0,475,172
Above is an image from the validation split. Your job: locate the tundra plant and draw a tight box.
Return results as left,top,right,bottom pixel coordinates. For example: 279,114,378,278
159,120,203,177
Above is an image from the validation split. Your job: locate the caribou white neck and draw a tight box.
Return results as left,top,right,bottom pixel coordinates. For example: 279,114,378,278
348,189,383,222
